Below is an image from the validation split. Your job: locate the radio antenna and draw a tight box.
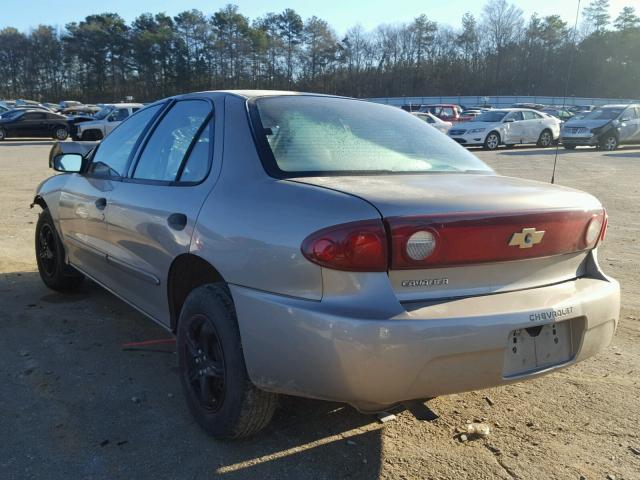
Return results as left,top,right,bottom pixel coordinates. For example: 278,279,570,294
551,0,582,184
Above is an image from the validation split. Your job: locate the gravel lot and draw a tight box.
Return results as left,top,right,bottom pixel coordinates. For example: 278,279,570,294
1,140,639,480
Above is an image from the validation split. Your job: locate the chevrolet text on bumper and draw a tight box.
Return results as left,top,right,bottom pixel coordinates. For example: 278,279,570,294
34,91,619,439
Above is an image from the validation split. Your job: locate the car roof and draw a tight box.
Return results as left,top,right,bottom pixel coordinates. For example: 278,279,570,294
486,108,541,113
102,103,144,108
599,104,638,108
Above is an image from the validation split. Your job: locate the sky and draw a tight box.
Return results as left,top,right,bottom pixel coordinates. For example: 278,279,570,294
0,0,634,34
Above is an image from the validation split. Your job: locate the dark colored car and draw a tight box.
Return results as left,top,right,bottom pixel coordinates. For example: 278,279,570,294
0,109,70,141
560,104,640,150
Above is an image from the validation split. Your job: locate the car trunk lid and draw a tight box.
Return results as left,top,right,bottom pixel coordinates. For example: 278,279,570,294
293,174,604,301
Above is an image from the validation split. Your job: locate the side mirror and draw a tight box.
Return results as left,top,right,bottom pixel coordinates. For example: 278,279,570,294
53,153,83,173
620,117,630,122
504,118,515,123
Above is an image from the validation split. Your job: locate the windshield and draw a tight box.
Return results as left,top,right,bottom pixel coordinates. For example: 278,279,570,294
253,96,492,175
473,111,507,122
583,108,623,120
93,107,114,120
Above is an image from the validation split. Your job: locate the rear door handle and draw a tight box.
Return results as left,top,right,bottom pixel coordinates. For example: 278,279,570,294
167,213,187,231
95,198,107,210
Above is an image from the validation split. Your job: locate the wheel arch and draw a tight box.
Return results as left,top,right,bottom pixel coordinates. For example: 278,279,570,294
31,194,47,210
167,253,226,332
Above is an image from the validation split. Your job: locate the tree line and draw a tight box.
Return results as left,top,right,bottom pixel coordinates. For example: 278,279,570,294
0,0,638,103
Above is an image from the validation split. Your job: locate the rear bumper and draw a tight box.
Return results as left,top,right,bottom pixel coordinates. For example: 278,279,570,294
232,276,619,412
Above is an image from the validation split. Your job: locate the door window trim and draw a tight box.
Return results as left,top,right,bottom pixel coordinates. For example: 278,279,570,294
84,102,169,180
124,97,215,187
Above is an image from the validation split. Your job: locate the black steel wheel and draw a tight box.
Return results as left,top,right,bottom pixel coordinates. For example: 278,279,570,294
183,313,226,413
35,208,84,291
177,283,278,439
37,223,57,277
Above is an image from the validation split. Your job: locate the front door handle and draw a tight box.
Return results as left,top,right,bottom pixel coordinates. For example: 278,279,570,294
167,213,187,231
95,198,107,210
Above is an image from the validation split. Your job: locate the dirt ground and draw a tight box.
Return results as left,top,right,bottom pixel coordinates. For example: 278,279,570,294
0,140,638,480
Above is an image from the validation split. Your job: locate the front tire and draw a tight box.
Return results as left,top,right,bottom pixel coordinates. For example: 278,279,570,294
177,284,278,439
600,134,618,151
35,209,84,291
537,129,553,148
483,131,500,150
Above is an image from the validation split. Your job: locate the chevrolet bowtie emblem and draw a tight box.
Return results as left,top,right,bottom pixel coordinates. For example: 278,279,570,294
509,228,545,249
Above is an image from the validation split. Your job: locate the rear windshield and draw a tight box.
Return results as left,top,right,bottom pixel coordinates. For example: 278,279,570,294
253,96,491,175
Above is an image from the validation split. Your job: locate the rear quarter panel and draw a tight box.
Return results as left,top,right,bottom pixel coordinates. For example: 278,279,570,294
190,94,381,300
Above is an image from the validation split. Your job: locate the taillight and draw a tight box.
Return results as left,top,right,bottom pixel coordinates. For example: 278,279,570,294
301,220,387,272
387,209,605,269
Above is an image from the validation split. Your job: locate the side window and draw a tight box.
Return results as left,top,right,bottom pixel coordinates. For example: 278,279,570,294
180,120,212,183
522,111,537,120
24,112,46,120
624,108,638,120
132,100,210,182
506,111,524,122
88,104,162,178
533,112,544,119
115,109,129,121
442,107,454,117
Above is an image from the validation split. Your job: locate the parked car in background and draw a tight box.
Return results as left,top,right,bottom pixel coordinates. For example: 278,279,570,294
460,110,483,121
561,104,640,150
0,105,9,115
62,105,100,116
448,108,561,150
568,105,595,114
0,100,17,110
74,103,143,140
0,109,69,140
34,90,618,440
512,102,545,111
59,100,84,110
411,111,452,134
542,107,574,122
42,102,62,112
419,104,463,123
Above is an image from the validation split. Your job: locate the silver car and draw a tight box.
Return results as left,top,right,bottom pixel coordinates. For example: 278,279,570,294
33,91,620,439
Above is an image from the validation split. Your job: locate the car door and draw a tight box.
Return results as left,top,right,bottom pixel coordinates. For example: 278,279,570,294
502,111,525,143
57,104,164,286
618,107,639,142
104,108,130,136
521,110,542,142
102,99,217,325
19,111,47,136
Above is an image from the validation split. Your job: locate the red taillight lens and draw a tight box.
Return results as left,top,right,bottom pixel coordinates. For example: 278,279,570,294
387,209,605,269
301,220,387,272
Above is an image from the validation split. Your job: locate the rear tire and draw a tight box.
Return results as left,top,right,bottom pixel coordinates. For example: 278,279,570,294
177,284,278,439
53,126,69,141
537,129,553,148
35,209,84,291
0,127,6,141
483,131,500,150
